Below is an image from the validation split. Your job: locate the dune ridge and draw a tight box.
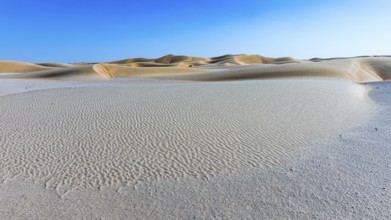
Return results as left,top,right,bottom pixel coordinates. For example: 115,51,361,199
163,58,386,83
1,55,390,83
0,60,54,73
93,64,209,78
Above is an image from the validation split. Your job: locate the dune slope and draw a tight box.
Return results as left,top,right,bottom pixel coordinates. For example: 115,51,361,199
0,61,54,73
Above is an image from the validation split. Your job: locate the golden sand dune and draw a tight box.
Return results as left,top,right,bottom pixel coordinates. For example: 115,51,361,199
234,54,299,64
0,60,54,73
93,63,209,78
163,58,385,83
2,65,106,81
110,54,209,66
0,63,208,81
0,55,390,83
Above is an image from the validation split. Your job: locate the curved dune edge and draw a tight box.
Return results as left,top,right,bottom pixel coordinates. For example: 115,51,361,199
0,55,390,83
92,63,209,78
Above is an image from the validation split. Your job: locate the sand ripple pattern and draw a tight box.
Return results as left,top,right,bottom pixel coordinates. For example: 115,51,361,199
0,80,372,189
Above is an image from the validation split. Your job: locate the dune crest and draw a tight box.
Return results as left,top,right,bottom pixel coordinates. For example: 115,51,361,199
0,60,54,73
162,58,386,83
234,54,299,64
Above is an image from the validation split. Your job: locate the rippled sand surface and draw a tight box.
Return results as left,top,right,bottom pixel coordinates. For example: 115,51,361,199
0,80,372,190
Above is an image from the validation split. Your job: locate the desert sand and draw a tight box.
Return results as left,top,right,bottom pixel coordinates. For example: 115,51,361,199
0,54,390,218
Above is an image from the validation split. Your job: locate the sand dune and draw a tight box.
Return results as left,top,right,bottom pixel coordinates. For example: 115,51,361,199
1,55,390,83
162,58,384,83
109,54,209,67
1,65,107,81
363,58,391,80
234,54,299,64
93,63,209,78
0,60,54,73
0,63,209,81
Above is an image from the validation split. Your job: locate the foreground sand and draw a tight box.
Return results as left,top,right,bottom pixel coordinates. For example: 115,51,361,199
0,55,390,218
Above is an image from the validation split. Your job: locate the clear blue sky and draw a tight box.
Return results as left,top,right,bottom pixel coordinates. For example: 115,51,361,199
1,0,390,62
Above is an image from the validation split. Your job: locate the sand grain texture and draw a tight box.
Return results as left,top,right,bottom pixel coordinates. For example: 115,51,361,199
0,80,372,190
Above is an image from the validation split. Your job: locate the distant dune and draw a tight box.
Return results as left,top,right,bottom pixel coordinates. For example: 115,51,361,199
1,54,390,83
93,64,209,78
0,60,54,72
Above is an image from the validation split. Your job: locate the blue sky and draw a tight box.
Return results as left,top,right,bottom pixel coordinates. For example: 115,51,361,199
1,0,390,62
